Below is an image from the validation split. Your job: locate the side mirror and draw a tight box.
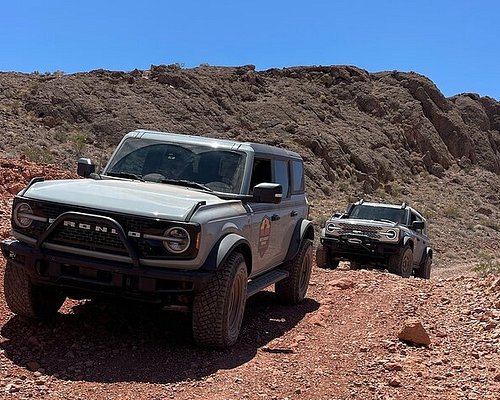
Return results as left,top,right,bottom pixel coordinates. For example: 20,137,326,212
77,158,96,178
412,221,425,230
252,183,282,204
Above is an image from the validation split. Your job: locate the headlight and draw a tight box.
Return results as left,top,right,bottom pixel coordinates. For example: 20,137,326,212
162,227,191,254
13,202,34,228
383,229,399,241
326,222,341,234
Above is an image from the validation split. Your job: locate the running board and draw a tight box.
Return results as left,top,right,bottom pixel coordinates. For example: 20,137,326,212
247,269,289,298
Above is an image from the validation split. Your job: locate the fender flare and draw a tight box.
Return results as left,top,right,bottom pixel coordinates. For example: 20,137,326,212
402,236,414,249
200,233,252,274
419,246,433,266
284,219,314,262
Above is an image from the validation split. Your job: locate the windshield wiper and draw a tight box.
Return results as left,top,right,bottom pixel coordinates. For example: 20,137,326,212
159,179,213,192
374,218,398,224
106,172,144,181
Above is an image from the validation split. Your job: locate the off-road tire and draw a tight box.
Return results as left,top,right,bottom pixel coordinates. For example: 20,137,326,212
4,261,65,319
350,261,362,270
192,252,248,348
315,243,339,270
276,239,313,304
388,246,413,278
414,256,432,279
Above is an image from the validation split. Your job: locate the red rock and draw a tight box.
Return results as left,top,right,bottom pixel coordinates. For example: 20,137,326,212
328,278,355,290
398,318,431,346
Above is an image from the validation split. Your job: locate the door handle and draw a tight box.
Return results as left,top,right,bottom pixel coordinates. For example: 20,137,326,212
290,210,298,217
271,214,280,221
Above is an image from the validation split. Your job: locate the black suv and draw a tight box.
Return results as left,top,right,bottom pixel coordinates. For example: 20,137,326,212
316,200,432,279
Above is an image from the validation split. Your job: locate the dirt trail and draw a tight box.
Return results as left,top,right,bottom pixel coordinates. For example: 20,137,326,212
1,261,498,399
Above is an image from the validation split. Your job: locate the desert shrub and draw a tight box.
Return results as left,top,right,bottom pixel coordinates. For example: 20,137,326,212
473,253,500,277
24,147,54,164
70,131,87,157
442,205,461,219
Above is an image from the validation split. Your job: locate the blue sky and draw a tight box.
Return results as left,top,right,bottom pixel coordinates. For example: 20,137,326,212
1,0,499,99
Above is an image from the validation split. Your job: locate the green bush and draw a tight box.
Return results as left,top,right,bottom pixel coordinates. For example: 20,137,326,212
473,253,500,277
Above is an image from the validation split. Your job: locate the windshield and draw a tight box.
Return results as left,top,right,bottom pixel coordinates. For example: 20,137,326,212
105,138,247,194
347,205,407,224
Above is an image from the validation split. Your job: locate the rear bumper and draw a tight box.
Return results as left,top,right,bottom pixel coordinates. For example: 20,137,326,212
320,235,402,264
1,239,212,304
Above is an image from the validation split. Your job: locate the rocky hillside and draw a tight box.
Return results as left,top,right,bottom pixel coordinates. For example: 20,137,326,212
0,65,499,270
0,65,499,195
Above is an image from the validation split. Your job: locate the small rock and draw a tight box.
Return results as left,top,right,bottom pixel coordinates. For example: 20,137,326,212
398,318,431,346
388,377,402,387
5,384,20,393
328,278,355,290
385,362,403,371
26,361,41,372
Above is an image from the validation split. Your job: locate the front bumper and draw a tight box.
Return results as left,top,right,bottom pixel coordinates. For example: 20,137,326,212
320,234,401,264
1,239,212,304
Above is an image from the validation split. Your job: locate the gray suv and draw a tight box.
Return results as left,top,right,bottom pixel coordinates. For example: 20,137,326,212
2,130,314,348
316,200,432,279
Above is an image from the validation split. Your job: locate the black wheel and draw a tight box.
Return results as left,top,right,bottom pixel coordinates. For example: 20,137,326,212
350,261,362,270
276,239,313,304
315,243,339,270
388,246,413,278
4,261,65,319
414,256,432,279
192,252,248,348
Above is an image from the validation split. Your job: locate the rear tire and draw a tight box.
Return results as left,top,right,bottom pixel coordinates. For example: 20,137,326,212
4,261,65,319
388,246,413,278
192,252,248,348
350,261,362,270
414,256,432,279
315,243,339,270
276,239,313,304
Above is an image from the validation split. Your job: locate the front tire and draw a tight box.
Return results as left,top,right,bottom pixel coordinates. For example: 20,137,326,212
276,239,313,304
315,243,339,270
192,252,248,348
388,246,413,278
4,261,65,319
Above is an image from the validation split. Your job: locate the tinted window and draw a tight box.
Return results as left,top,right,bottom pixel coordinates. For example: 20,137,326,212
106,139,247,194
274,160,290,198
250,159,272,191
291,160,304,193
349,205,406,224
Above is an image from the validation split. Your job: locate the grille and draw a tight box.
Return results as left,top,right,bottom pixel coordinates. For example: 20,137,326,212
50,224,128,255
30,202,166,257
338,223,382,239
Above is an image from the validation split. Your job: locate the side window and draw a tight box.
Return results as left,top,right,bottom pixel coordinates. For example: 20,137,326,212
291,160,304,194
274,160,290,198
410,212,424,233
250,158,272,191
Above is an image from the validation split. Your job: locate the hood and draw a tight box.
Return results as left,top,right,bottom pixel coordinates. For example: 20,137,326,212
332,218,398,227
22,179,228,221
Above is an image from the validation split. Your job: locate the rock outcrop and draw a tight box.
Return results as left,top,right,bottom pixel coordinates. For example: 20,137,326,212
0,65,499,197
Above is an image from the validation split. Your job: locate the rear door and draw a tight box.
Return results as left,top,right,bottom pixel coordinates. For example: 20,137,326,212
410,211,427,264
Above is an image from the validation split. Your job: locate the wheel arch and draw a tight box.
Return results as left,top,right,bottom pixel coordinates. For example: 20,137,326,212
201,233,252,275
284,219,314,262
402,236,414,250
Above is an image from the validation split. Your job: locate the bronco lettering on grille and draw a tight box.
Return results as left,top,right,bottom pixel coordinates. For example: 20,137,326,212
61,220,141,238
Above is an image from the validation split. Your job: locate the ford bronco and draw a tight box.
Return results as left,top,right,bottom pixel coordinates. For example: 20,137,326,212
316,200,432,279
1,130,314,348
